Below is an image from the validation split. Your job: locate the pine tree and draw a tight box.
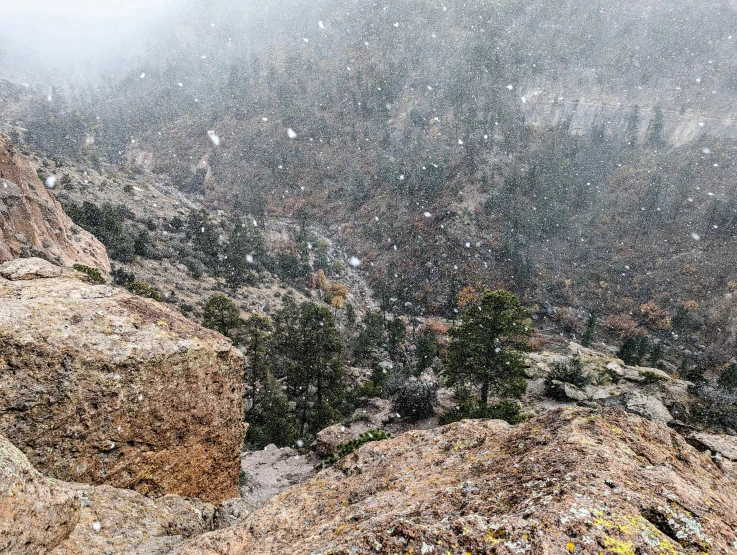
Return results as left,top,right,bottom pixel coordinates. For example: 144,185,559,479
581,312,597,347
224,218,266,290
647,105,665,147
447,290,532,405
273,300,345,436
626,105,640,147
245,370,297,449
202,294,243,343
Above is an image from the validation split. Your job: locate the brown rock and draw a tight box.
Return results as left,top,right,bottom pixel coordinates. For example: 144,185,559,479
0,433,80,554
0,133,110,272
0,268,245,504
173,408,737,554
51,485,215,555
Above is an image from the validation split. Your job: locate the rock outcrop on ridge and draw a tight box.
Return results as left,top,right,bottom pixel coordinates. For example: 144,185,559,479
0,258,245,504
0,430,219,555
174,407,737,554
0,133,110,272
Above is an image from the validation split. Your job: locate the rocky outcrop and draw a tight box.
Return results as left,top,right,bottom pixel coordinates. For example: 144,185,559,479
1,428,220,555
0,258,245,504
174,408,737,554
50,484,215,555
0,433,80,554
0,133,110,271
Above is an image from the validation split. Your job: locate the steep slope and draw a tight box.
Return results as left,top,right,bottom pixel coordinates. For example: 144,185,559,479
27,0,730,363
173,408,737,555
0,132,110,271
0,258,245,504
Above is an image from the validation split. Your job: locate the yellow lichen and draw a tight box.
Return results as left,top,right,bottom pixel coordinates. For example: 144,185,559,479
603,535,636,555
567,541,576,552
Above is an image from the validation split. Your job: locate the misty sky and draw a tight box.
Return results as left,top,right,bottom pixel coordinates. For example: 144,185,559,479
0,0,182,82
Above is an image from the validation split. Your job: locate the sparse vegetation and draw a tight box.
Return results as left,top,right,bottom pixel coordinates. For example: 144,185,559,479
317,429,390,469
544,357,591,399
72,264,106,284
126,280,164,302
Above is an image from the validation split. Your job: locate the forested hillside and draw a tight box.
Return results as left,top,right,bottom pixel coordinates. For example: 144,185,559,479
9,0,737,363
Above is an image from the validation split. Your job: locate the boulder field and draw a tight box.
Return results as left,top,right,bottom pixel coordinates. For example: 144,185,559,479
0,258,245,504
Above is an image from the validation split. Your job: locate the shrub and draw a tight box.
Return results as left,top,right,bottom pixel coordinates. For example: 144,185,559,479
717,363,737,393
689,386,737,430
639,301,671,331
391,379,438,421
317,429,390,469
679,361,706,384
640,370,669,384
112,267,136,286
185,257,204,279
603,314,645,339
438,399,524,426
544,357,590,399
126,280,164,302
73,264,106,284
618,336,650,366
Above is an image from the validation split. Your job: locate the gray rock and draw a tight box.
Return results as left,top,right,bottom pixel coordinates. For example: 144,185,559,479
0,256,62,280
598,391,673,426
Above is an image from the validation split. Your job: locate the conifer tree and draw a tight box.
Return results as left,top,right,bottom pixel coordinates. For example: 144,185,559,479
447,290,532,405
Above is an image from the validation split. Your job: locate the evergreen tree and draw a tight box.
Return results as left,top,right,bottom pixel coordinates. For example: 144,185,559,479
273,300,345,435
243,314,272,407
415,328,438,373
245,370,297,449
446,290,532,405
580,312,597,347
717,363,737,393
626,105,640,147
202,294,243,343
647,105,665,147
185,209,221,270
224,218,267,289
386,317,407,363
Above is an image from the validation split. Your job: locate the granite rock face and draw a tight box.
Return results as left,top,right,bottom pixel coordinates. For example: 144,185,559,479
0,258,245,504
0,433,80,554
50,484,216,555
174,408,737,554
0,133,110,272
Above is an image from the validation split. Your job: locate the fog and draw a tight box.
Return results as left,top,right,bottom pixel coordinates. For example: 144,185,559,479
0,0,182,83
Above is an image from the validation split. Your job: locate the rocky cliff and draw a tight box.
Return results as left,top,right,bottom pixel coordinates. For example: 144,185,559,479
0,132,109,271
174,408,737,554
0,258,245,504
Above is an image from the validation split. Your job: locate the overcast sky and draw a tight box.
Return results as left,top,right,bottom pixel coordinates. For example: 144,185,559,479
0,0,182,82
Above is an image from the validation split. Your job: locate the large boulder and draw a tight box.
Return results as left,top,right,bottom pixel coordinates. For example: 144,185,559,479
0,433,80,554
0,258,245,503
0,429,219,555
0,133,109,272
173,408,737,554
50,484,215,555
